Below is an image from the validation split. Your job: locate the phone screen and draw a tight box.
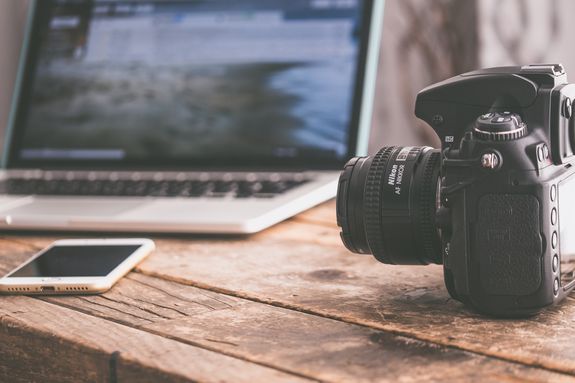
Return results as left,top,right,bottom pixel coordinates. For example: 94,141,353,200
7,245,141,278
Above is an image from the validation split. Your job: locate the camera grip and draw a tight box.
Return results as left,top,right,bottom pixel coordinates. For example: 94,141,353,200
474,195,543,296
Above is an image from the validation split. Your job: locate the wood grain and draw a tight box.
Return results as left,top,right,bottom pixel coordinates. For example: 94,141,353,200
122,200,575,377
42,272,239,327
293,199,337,227
2,201,575,380
31,272,571,382
142,302,575,383
132,235,575,376
0,295,312,383
2,239,572,382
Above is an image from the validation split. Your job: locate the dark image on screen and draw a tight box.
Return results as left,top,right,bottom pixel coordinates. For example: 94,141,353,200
17,0,364,163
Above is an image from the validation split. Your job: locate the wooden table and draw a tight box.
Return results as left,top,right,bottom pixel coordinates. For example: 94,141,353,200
1,200,574,382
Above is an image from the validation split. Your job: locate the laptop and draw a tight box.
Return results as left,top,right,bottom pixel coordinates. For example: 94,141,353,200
0,0,383,234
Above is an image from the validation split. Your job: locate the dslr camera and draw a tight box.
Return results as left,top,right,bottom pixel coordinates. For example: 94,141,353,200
337,64,575,317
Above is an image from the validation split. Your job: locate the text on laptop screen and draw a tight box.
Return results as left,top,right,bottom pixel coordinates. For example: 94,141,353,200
12,0,369,168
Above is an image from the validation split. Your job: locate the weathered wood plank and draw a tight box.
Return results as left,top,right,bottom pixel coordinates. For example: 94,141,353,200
0,295,313,383
0,237,35,275
1,239,572,382
293,199,337,227
143,301,575,383
77,276,233,325
6,254,571,381
43,278,551,383
41,272,239,327
132,236,575,376
85,200,575,376
47,273,575,382
4,201,575,377
257,218,341,248
0,321,110,383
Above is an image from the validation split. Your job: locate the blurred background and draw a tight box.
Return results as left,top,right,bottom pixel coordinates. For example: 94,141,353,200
1,0,575,156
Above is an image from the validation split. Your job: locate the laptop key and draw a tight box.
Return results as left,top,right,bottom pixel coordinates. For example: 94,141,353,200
212,181,236,194
78,180,103,195
122,181,148,196
0,177,311,198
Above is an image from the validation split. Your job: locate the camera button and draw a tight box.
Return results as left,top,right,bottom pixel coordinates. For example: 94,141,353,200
554,278,560,296
432,114,444,126
551,185,557,201
537,147,545,162
551,208,558,225
552,232,558,249
553,254,559,273
563,98,573,119
481,152,501,170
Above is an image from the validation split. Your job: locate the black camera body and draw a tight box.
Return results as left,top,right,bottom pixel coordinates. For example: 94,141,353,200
337,64,575,317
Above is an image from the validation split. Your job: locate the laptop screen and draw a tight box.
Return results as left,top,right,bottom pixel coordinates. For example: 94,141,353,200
8,0,374,170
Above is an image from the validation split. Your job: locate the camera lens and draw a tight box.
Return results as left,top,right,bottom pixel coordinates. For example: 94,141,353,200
336,146,442,265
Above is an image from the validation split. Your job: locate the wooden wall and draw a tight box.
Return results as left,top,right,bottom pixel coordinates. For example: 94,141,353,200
478,0,575,72
370,0,478,152
371,0,575,152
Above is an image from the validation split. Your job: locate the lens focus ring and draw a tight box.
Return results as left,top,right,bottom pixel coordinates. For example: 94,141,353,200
363,147,396,263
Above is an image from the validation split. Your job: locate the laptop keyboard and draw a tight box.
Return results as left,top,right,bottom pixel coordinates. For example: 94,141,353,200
0,175,311,199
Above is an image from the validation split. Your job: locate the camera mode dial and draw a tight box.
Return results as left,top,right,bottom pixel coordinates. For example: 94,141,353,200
473,112,527,141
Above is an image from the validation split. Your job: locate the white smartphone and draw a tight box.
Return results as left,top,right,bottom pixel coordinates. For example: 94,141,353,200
0,238,155,295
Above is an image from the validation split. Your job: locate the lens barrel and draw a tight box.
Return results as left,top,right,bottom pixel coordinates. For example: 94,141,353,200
337,146,442,265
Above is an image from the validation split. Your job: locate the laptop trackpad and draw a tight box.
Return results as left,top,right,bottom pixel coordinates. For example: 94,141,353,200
0,199,144,219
